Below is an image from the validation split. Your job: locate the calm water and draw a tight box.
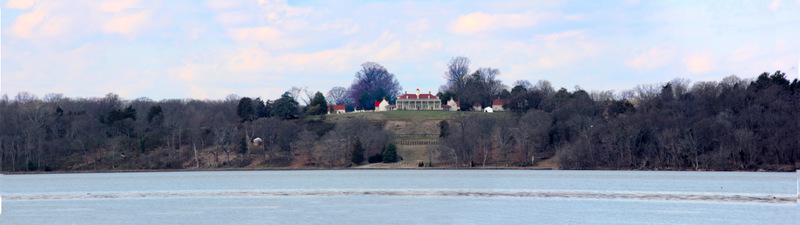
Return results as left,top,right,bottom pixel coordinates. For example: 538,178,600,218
1,170,797,224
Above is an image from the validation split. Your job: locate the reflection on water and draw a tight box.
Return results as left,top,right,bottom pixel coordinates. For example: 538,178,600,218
5,189,796,204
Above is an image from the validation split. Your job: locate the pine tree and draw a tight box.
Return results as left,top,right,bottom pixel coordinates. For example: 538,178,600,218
382,143,397,163
351,139,365,165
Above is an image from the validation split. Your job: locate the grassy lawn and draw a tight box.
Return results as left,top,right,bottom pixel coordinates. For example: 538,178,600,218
392,136,440,141
309,110,514,121
396,145,429,162
377,110,458,120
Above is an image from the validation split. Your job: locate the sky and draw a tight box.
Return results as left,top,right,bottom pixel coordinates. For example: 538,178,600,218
1,0,799,101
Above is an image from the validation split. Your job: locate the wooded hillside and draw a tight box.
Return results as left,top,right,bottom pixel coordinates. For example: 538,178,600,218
0,71,797,172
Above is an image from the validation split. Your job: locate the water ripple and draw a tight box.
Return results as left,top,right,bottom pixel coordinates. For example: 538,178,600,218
3,190,796,204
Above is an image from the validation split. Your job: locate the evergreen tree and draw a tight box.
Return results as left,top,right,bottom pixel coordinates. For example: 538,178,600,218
239,136,248,154
306,92,328,115
271,92,299,120
351,139,365,165
237,97,254,122
382,143,398,163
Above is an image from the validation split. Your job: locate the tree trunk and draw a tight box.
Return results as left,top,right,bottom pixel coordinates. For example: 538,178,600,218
193,143,199,168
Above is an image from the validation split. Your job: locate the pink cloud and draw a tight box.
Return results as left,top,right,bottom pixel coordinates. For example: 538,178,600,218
5,0,36,9
685,52,714,74
10,8,47,38
450,11,570,35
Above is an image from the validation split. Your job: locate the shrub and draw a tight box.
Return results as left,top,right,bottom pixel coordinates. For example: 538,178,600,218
418,161,424,167
368,154,383,163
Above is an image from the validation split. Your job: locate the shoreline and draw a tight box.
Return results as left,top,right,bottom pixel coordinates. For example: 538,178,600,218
2,166,796,175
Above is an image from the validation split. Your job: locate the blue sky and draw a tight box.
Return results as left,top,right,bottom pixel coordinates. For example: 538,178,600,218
2,0,799,101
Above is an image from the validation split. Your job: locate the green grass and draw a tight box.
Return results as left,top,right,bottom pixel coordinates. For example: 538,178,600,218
377,110,458,120
396,145,428,162
308,110,514,121
392,136,440,141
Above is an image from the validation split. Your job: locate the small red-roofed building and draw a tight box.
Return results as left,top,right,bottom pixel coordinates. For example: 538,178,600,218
492,99,509,112
331,104,346,114
445,97,460,111
375,97,395,111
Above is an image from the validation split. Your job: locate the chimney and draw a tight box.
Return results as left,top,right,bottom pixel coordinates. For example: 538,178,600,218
416,88,420,98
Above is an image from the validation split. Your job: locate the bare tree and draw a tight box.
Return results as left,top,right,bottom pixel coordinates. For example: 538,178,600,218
288,86,314,106
326,86,349,106
495,119,516,166
107,136,122,169
533,80,555,96
513,80,533,90
292,130,319,166
518,110,550,165
214,124,237,165
253,118,281,163
441,56,471,94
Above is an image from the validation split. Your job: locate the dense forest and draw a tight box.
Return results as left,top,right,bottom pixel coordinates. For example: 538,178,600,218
439,71,799,171
1,65,798,172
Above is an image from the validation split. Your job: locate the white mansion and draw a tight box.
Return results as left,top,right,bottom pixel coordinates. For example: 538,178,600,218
334,89,506,113
395,89,442,110
373,89,461,111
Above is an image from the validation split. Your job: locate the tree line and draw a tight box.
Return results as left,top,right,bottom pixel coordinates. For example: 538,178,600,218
1,56,797,171
0,91,393,171
435,71,799,171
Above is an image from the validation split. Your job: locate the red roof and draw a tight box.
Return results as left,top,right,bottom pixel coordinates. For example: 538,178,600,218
449,100,460,107
375,100,381,107
333,105,346,110
398,93,438,99
492,99,509,106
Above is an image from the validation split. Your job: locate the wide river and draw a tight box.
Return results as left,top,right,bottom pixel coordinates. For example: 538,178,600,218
1,170,797,224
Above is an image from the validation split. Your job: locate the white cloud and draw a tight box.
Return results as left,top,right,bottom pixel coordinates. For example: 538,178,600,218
215,11,253,26
228,26,281,41
450,11,569,35
103,10,152,36
256,0,313,24
5,0,36,9
206,0,245,11
98,0,139,13
534,30,583,41
626,44,677,71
